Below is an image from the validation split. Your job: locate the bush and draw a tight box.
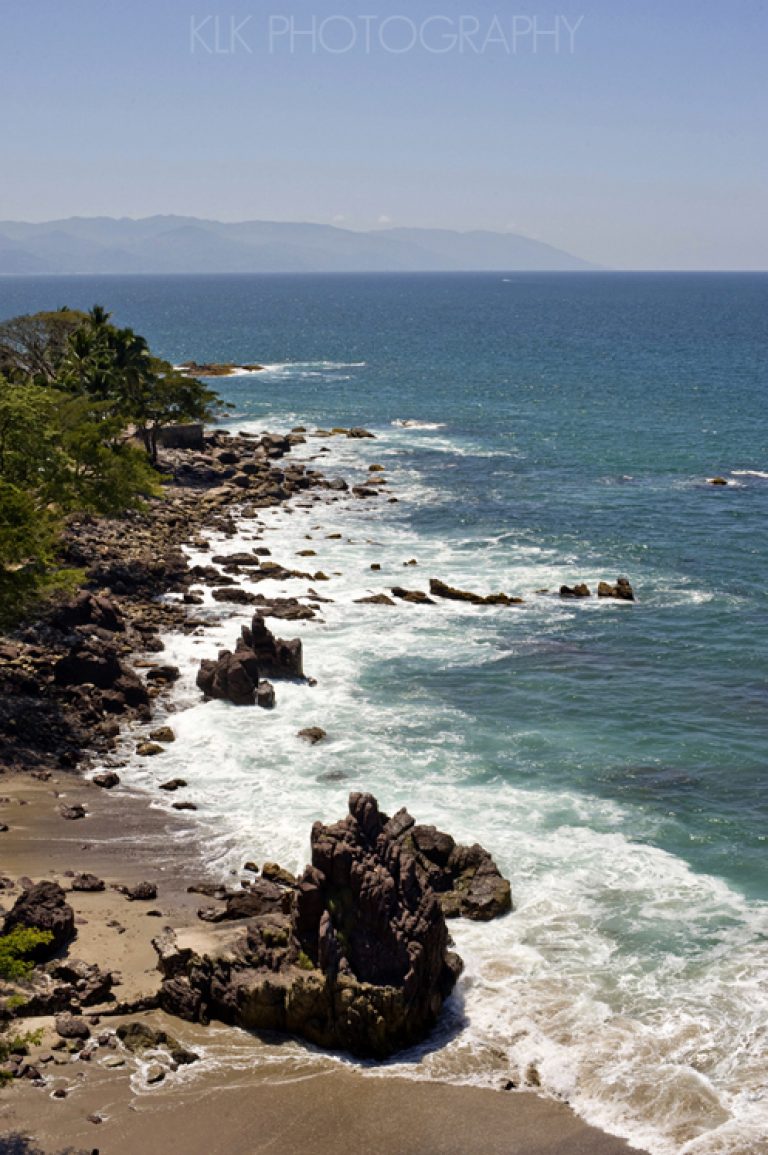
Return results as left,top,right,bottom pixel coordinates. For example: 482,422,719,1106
0,927,54,983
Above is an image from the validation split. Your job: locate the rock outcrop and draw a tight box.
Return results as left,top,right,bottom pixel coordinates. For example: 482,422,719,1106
0,425,331,776
2,881,76,960
197,615,303,707
238,615,303,679
155,793,511,1058
429,579,524,606
196,650,261,706
597,577,635,601
559,583,591,598
390,587,435,605
21,957,114,1016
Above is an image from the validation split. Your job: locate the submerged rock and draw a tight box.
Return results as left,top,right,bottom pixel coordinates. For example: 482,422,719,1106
156,793,510,1059
390,587,435,605
297,726,327,744
429,578,523,606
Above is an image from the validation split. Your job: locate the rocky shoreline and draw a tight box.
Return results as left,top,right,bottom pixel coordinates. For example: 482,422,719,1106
0,423,645,1155
0,424,513,1054
0,424,337,778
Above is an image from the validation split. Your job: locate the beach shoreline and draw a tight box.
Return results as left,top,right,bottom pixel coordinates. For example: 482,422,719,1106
0,779,639,1155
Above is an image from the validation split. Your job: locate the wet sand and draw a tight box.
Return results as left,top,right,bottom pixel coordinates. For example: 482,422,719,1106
0,772,642,1155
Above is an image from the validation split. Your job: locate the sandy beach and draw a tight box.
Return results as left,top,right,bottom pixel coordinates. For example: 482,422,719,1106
0,773,640,1155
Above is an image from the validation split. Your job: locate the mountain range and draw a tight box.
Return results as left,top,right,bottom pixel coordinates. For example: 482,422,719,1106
0,216,596,275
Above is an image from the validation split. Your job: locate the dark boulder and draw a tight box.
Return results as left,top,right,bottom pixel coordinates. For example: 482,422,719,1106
54,647,122,689
197,650,259,706
49,959,114,1005
597,577,635,601
55,1013,91,1040
429,578,523,606
117,881,157,902
60,803,86,820
560,583,591,598
71,873,105,893
256,680,276,709
50,591,125,634
146,665,181,684
391,587,435,605
198,878,290,923
116,1020,199,1065
92,771,120,789
297,726,326,744
248,595,316,621
2,882,75,959
211,587,258,605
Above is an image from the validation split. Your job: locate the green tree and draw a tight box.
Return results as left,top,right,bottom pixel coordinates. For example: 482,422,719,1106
133,359,221,463
0,309,86,385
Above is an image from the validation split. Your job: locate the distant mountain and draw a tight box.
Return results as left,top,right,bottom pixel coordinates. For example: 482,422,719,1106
0,216,597,275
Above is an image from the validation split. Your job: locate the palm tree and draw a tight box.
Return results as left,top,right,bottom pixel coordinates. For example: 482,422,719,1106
87,304,112,329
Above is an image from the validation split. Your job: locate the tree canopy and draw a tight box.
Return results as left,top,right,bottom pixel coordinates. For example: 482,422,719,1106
0,304,224,618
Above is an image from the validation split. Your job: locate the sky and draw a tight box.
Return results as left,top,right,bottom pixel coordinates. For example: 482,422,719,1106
1,0,766,269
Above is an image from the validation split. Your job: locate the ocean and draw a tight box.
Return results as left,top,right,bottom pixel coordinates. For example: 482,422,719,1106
1,272,766,1153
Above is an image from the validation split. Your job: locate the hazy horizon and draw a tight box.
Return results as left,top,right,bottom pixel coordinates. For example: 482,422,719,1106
2,1,766,270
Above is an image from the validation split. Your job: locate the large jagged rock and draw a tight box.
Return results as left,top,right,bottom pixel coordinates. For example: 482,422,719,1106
2,881,76,960
409,829,512,921
156,794,511,1058
237,614,303,679
196,616,302,707
196,650,259,706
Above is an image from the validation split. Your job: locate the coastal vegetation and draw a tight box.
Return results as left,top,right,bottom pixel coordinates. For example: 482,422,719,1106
0,306,222,622
0,928,51,1082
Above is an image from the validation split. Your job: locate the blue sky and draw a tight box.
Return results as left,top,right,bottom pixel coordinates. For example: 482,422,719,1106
1,0,766,268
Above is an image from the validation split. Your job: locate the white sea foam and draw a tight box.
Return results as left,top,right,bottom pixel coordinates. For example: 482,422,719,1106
105,426,768,1155
391,418,447,430
731,470,768,480
257,360,367,378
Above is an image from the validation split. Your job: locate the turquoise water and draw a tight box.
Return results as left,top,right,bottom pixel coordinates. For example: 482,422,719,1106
1,273,767,1152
